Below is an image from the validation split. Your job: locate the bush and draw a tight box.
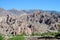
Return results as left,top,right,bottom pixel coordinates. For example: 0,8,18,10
0,35,4,40
8,35,25,40
41,32,60,37
8,33,25,40
58,24,60,28
58,24,60,31
55,32,60,38
31,32,60,37
41,32,56,37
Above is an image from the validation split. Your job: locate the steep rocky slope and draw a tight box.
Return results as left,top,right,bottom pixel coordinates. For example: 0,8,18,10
0,8,60,36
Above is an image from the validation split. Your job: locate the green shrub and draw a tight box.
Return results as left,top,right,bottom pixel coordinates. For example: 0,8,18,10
58,24,60,28
8,35,25,40
55,32,60,38
31,32,60,37
58,24,60,31
41,32,60,37
41,32,55,37
0,35,4,40
8,33,26,40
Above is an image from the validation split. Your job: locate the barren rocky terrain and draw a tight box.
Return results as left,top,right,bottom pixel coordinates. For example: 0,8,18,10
0,8,60,40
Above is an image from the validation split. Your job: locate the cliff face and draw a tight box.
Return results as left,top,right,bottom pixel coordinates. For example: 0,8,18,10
0,8,60,36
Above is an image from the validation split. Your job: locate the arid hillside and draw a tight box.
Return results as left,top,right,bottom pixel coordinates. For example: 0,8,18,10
0,8,60,36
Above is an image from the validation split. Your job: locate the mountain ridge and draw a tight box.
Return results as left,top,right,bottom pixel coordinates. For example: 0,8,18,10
0,8,60,36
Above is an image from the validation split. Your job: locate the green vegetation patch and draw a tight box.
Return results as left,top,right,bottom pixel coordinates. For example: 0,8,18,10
8,33,26,40
8,35,25,40
0,35,4,40
31,32,60,37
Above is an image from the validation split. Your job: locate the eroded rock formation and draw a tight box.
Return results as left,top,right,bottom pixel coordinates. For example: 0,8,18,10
0,9,60,36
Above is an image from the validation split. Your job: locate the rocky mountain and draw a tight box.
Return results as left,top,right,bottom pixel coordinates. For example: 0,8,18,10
0,8,60,36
